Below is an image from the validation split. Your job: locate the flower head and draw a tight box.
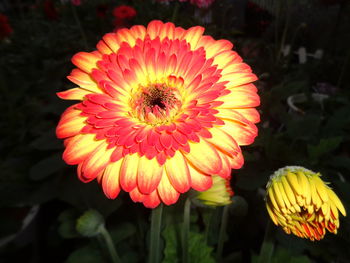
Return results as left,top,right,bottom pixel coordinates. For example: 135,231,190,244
113,5,137,21
189,0,215,8
71,0,82,6
266,166,346,241
112,5,137,29
157,0,215,8
0,14,13,40
195,176,233,207
57,20,259,208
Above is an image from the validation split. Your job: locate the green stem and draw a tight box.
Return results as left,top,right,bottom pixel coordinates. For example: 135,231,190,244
274,0,281,62
277,0,292,64
216,205,229,261
148,204,163,263
258,220,275,263
284,23,304,67
337,48,350,88
99,225,122,263
182,198,191,263
71,3,89,50
171,2,180,23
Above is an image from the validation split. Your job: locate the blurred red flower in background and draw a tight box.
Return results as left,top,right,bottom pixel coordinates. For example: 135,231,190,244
0,14,13,40
112,5,137,29
157,0,215,8
71,0,82,6
113,5,137,21
44,0,59,20
189,0,215,8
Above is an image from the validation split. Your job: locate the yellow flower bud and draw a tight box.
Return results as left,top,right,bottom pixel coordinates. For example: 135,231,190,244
266,166,346,241
195,176,233,207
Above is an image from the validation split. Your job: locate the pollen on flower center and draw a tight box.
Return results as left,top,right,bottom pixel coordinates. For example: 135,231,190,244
130,83,182,125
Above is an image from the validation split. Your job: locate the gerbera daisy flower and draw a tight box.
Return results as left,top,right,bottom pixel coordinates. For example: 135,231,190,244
266,166,346,241
56,20,260,208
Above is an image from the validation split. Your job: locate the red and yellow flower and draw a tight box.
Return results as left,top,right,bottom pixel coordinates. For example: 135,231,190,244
57,20,260,208
266,166,346,241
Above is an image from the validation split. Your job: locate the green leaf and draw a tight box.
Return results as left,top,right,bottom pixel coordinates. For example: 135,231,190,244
271,247,311,263
307,137,342,163
290,256,312,263
286,114,321,141
65,245,105,263
162,225,215,263
254,246,312,263
58,209,80,239
322,105,350,136
325,155,350,171
188,232,215,263
58,175,122,217
76,209,104,237
30,130,63,150
110,222,136,244
229,196,249,217
29,153,65,180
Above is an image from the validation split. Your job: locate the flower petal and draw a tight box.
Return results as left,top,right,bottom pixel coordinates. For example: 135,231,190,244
67,69,101,93
120,153,140,192
137,156,163,194
182,26,204,50
220,119,258,146
63,134,102,165
183,140,222,175
129,187,145,203
102,160,123,199
234,108,260,123
72,52,101,73
157,172,180,205
219,84,260,108
206,128,240,157
143,190,161,208
56,106,86,139
165,151,191,193
188,164,213,191
147,20,164,40
80,143,114,181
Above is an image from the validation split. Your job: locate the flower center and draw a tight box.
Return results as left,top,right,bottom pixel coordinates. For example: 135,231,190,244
131,84,182,125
